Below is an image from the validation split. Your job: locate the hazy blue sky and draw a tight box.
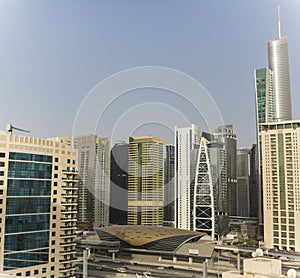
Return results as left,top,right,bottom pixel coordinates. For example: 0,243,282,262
1,0,299,147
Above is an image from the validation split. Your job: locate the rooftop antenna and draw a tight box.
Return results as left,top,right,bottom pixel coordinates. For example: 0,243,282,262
278,4,282,38
6,123,30,135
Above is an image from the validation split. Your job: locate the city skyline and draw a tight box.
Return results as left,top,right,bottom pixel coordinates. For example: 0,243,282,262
1,1,300,148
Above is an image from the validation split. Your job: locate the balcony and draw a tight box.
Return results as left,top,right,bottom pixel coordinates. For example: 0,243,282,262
61,209,77,213
61,201,77,205
60,233,76,238
63,169,79,173
60,241,76,246
61,217,77,221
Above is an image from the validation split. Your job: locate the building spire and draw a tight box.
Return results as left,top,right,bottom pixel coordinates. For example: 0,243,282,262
277,4,281,38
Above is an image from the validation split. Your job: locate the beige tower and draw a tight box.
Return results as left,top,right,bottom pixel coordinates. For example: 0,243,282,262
260,121,300,252
0,130,78,278
127,136,164,226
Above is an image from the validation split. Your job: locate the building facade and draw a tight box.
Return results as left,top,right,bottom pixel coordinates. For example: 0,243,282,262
254,6,293,239
249,144,259,218
127,136,164,226
110,142,128,225
175,124,200,230
0,131,78,278
214,125,237,216
193,137,228,239
260,121,300,252
164,144,175,225
74,135,110,228
236,148,251,217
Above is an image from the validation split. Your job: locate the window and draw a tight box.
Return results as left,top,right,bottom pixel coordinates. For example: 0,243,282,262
51,249,55,253
0,180,3,185
0,171,4,176
52,232,56,236
52,223,56,228
51,257,55,262
53,190,57,195
54,174,58,178
26,271,30,276
42,268,46,273
51,266,55,271
67,159,70,164
0,153,5,158
53,206,56,211
34,270,38,275
0,190,3,194
51,240,55,245
55,158,59,162
52,215,56,220
0,162,4,167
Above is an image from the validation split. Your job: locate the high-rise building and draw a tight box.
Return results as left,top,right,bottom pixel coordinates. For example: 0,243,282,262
214,125,237,216
127,136,164,226
175,124,200,230
237,148,251,217
254,5,292,237
164,144,175,225
193,137,228,239
267,6,292,122
260,121,300,252
0,131,78,278
254,68,275,127
110,142,128,225
74,134,110,228
249,144,259,218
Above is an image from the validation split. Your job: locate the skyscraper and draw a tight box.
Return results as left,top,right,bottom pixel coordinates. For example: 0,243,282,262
74,134,110,228
214,125,237,216
164,144,175,225
249,144,259,218
127,136,164,226
175,124,200,230
193,136,228,239
0,131,78,278
236,148,251,217
110,142,128,225
267,5,292,122
254,5,292,237
260,121,300,252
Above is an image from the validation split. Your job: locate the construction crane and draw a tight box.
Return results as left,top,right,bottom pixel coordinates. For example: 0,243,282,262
6,123,30,135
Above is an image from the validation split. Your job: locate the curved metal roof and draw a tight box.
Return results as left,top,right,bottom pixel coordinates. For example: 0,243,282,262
96,225,205,250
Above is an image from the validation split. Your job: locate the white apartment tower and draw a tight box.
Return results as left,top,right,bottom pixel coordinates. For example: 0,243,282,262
74,135,110,228
175,124,200,230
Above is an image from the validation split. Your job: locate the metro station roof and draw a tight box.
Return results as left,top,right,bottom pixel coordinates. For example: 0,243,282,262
96,225,206,252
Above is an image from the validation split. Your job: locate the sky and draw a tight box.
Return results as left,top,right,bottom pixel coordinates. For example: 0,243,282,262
0,0,300,148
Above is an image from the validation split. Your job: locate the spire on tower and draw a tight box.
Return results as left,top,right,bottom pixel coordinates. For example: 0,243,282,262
277,4,281,38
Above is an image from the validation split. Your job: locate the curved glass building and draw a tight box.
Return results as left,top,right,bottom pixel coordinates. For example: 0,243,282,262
268,36,292,121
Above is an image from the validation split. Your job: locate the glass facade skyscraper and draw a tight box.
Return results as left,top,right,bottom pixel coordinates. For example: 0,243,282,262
268,36,292,122
4,152,52,270
254,5,293,238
